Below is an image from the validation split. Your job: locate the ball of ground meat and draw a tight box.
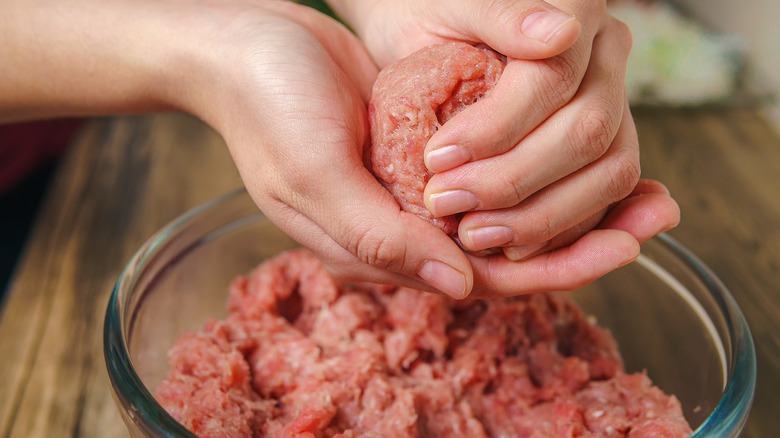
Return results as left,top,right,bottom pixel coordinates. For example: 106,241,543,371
368,42,506,238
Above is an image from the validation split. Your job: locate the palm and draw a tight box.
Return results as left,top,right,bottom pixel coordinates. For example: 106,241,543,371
215,5,461,291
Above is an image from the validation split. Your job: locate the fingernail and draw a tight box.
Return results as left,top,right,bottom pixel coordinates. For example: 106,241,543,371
464,226,514,251
503,241,549,261
425,145,471,173
418,260,467,299
521,11,575,43
427,190,479,217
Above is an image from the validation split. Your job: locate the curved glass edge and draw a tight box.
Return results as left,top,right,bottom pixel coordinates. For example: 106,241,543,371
104,286,194,437
636,254,728,384
653,234,757,437
103,189,250,437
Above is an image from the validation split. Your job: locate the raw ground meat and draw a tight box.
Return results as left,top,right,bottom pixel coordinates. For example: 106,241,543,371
156,249,693,437
368,42,506,237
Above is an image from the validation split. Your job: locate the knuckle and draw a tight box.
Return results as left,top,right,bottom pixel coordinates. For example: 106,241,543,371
496,114,518,156
485,0,515,24
493,171,531,208
534,54,580,110
567,102,616,166
348,227,405,272
610,18,634,56
529,210,557,242
602,148,641,202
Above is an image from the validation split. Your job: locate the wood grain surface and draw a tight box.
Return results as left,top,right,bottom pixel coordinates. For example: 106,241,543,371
0,109,778,437
635,107,780,438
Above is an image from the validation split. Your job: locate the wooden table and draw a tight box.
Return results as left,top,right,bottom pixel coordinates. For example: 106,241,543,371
1,109,778,437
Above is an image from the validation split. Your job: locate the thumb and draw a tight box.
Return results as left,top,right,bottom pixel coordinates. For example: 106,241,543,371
242,134,475,299
453,0,582,59
269,167,476,299
335,193,476,299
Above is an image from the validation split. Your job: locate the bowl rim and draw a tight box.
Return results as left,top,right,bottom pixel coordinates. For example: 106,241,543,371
654,233,757,436
103,190,244,436
103,189,756,437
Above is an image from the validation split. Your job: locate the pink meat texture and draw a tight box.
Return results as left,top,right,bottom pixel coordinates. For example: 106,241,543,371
156,249,693,437
369,42,506,237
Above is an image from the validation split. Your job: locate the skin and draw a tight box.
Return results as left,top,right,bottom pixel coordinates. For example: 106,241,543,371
0,0,680,299
329,0,680,294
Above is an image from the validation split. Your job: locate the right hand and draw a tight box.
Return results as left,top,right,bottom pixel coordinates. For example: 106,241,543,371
325,0,680,295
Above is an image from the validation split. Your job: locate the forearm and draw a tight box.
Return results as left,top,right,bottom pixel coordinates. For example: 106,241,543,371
0,0,202,123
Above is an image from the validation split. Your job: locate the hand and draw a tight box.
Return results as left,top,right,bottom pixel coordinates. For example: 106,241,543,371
2,0,679,299
185,1,484,298
328,0,681,295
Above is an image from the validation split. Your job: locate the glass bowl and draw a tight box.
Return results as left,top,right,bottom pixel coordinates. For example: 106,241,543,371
104,189,756,437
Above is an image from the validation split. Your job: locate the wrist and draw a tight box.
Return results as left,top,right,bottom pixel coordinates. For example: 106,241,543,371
161,1,296,137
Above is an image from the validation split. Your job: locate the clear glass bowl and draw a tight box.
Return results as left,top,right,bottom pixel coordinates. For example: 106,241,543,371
104,189,756,437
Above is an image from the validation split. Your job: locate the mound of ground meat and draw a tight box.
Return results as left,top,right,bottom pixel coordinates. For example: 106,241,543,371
156,249,692,437
368,42,506,237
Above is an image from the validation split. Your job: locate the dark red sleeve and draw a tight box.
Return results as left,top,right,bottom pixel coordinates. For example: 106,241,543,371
0,119,84,194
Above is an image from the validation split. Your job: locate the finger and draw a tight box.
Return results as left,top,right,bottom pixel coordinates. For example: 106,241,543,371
629,178,672,197
502,208,605,261
423,7,623,174
264,189,474,299
423,55,589,174
597,180,681,243
466,179,678,297
447,0,583,60
468,229,640,298
275,125,472,299
502,178,680,261
464,178,679,298
456,100,640,252
425,20,632,217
